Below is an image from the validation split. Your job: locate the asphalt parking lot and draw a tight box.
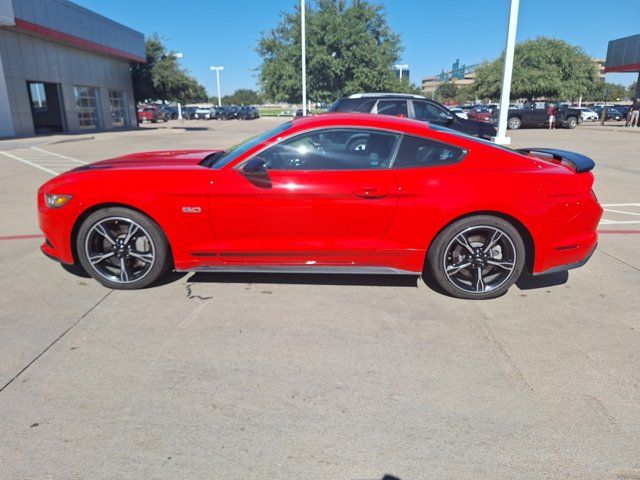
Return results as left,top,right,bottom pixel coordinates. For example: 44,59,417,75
1,118,639,479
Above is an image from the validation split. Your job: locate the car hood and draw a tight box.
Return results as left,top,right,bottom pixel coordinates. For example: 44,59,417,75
86,150,222,169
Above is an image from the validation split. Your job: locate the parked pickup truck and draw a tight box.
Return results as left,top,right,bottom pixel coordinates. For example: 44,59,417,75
137,106,167,123
496,103,582,130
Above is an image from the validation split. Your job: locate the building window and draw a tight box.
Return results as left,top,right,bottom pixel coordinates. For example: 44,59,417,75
108,90,128,127
73,86,101,129
29,83,48,111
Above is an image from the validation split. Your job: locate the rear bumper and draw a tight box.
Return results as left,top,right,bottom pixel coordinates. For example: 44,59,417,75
534,242,596,275
532,198,602,274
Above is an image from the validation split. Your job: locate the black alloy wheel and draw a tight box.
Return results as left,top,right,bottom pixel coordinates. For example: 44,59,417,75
426,215,525,299
76,207,170,289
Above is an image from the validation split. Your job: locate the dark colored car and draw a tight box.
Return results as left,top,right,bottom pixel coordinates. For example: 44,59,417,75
329,93,497,140
239,106,260,120
614,105,630,118
160,106,178,120
181,106,197,120
593,106,624,121
498,103,582,129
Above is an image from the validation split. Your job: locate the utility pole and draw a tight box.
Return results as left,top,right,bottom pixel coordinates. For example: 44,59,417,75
494,0,520,145
301,0,307,116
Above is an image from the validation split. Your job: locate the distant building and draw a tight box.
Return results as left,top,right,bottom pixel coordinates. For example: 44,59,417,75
422,59,478,97
605,34,640,99
0,0,145,138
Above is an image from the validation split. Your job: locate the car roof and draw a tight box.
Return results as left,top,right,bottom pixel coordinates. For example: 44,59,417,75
292,112,432,132
348,92,426,99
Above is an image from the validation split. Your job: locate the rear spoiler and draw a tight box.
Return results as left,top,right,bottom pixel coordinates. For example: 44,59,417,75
516,148,595,173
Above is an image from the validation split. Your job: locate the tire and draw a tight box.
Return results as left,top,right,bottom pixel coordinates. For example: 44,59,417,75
507,117,521,130
426,215,525,300
565,116,577,129
76,207,170,289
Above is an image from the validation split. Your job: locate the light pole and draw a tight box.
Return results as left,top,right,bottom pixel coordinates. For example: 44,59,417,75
301,0,307,116
494,0,520,145
173,53,184,119
210,66,224,107
394,64,409,82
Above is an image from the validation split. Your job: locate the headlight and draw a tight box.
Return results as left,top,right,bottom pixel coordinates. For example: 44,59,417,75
45,193,73,208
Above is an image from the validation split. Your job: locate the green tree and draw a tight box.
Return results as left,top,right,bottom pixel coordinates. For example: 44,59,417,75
257,0,419,103
454,84,476,104
219,89,264,105
474,37,599,101
629,81,638,100
434,82,459,103
590,81,628,102
131,34,208,104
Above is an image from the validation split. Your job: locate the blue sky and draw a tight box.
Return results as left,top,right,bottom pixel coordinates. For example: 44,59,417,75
77,0,638,96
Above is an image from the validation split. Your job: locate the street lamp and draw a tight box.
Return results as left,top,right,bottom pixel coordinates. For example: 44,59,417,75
494,0,520,145
210,66,224,107
301,0,307,116
394,64,409,82
173,53,184,119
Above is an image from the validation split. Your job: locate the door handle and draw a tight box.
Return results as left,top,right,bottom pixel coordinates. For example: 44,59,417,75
354,187,388,199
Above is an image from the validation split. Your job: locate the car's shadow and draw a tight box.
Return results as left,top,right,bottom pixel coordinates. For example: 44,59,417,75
62,263,569,293
186,272,420,288
516,271,569,290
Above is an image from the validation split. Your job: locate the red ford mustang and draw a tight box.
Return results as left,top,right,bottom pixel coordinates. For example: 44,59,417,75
37,113,602,299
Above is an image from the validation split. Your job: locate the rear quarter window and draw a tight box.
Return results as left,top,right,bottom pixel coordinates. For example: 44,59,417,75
393,135,466,168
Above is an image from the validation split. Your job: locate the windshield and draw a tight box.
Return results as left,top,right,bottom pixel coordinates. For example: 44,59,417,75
205,121,293,168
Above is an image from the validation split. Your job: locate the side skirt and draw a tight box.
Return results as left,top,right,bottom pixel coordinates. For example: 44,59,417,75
177,265,421,275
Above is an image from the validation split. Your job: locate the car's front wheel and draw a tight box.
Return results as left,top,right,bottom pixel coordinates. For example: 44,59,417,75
76,207,170,289
565,116,577,129
426,215,525,299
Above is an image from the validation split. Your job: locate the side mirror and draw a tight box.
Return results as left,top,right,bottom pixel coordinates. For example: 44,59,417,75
445,114,454,124
242,157,267,175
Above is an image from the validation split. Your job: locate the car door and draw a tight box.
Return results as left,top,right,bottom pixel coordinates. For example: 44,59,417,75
209,128,401,265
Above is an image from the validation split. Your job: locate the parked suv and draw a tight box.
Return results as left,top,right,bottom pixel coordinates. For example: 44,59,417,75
328,93,497,139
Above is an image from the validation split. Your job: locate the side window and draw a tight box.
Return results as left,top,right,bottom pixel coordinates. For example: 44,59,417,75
413,101,450,122
375,100,408,117
355,99,376,113
257,128,400,171
393,135,465,168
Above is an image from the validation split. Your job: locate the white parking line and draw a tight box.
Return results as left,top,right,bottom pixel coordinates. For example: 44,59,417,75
0,151,58,175
599,202,640,225
30,146,86,163
0,146,87,176
601,203,640,207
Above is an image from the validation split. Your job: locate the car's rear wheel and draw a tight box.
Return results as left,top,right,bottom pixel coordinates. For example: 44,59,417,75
426,215,525,299
76,207,170,289
507,117,521,130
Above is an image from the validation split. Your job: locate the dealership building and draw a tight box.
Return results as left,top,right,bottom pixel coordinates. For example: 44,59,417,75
0,0,145,138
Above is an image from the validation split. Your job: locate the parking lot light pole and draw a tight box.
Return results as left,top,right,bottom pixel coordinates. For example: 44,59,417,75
172,53,184,120
210,66,224,107
394,64,409,82
493,0,520,145
301,0,307,116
